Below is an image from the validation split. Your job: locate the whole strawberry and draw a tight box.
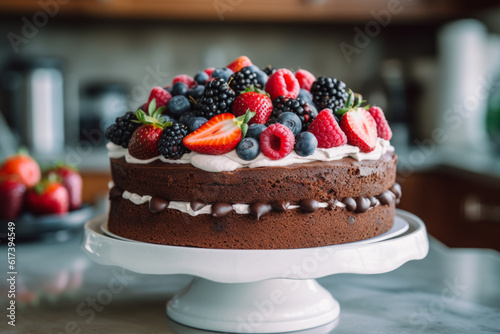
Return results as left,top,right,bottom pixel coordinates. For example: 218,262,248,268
338,91,378,153
0,152,41,188
231,86,273,125
308,109,347,148
46,164,82,211
368,106,392,140
27,177,69,215
129,99,172,160
0,175,26,219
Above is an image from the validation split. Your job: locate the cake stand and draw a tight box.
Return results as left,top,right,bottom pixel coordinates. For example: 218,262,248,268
82,209,428,333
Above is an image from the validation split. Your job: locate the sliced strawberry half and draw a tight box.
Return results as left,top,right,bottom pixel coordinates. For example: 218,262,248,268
338,90,378,153
183,111,255,155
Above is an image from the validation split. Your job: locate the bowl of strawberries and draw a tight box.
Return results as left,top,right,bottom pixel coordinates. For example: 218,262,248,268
0,151,94,240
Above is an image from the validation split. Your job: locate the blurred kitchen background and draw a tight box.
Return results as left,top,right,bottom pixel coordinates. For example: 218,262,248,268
0,0,500,250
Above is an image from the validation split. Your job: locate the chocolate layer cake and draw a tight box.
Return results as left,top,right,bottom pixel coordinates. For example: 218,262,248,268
107,152,400,249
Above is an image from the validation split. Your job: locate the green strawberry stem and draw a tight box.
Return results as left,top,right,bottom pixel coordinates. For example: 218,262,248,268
134,98,172,129
234,109,256,138
241,85,270,97
336,90,370,117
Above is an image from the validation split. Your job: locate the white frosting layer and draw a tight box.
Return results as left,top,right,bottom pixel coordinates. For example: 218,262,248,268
107,138,394,173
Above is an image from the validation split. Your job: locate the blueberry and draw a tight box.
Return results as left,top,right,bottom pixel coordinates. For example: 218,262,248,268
179,111,195,126
246,124,267,140
187,85,205,101
188,117,208,132
254,70,268,88
298,89,313,105
295,132,318,157
160,114,174,123
167,95,191,118
236,137,260,161
276,112,302,136
171,82,188,96
211,67,233,82
194,71,209,85
165,86,173,94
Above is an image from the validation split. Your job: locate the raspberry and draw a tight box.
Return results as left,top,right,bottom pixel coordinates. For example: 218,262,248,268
146,87,172,113
172,74,196,88
295,69,316,91
265,69,300,101
368,106,392,140
308,109,347,148
260,123,295,160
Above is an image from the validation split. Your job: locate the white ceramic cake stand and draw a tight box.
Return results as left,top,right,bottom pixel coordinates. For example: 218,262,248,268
82,209,428,333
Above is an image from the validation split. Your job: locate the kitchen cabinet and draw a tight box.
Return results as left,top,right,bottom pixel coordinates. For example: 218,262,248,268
0,0,498,22
397,167,500,252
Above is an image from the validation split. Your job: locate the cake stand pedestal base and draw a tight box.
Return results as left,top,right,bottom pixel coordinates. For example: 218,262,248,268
167,277,339,333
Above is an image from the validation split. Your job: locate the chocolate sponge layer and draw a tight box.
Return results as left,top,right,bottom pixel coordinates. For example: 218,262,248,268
110,153,397,203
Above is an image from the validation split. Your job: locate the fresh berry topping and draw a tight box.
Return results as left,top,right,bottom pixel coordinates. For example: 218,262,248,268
226,56,252,73
229,67,260,94
204,67,215,77
368,106,392,140
172,74,196,88
262,65,276,76
243,65,268,88
272,96,316,131
183,111,255,155
310,77,348,112
194,71,209,85
308,109,347,148
211,67,233,82
337,91,378,152
276,111,302,136
295,131,318,157
188,117,208,132
246,123,267,140
236,137,261,161
196,78,236,119
146,86,172,112
265,69,300,101
0,175,26,219
231,86,273,125
159,122,190,160
171,82,188,96
295,69,316,91
0,152,41,188
105,111,141,148
46,164,82,211
27,176,69,215
167,95,191,118
128,101,172,160
260,123,295,160
298,88,314,106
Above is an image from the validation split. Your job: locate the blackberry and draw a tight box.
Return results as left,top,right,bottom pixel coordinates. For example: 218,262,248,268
158,123,190,159
272,96,317,131
105,111,140,148
310,77,349,112
229,67,260,94
262,65,276,76
195,78,235,119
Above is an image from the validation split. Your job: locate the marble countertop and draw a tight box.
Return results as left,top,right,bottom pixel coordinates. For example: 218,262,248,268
0,228,499,334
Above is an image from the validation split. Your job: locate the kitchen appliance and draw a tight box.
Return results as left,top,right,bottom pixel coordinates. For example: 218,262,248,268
1,57,65,159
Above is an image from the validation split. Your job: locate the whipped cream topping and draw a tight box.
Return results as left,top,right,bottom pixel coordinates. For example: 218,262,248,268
107,138,394,173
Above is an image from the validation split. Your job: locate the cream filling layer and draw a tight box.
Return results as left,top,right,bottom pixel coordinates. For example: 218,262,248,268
108,182,387,217
107,138,394,173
